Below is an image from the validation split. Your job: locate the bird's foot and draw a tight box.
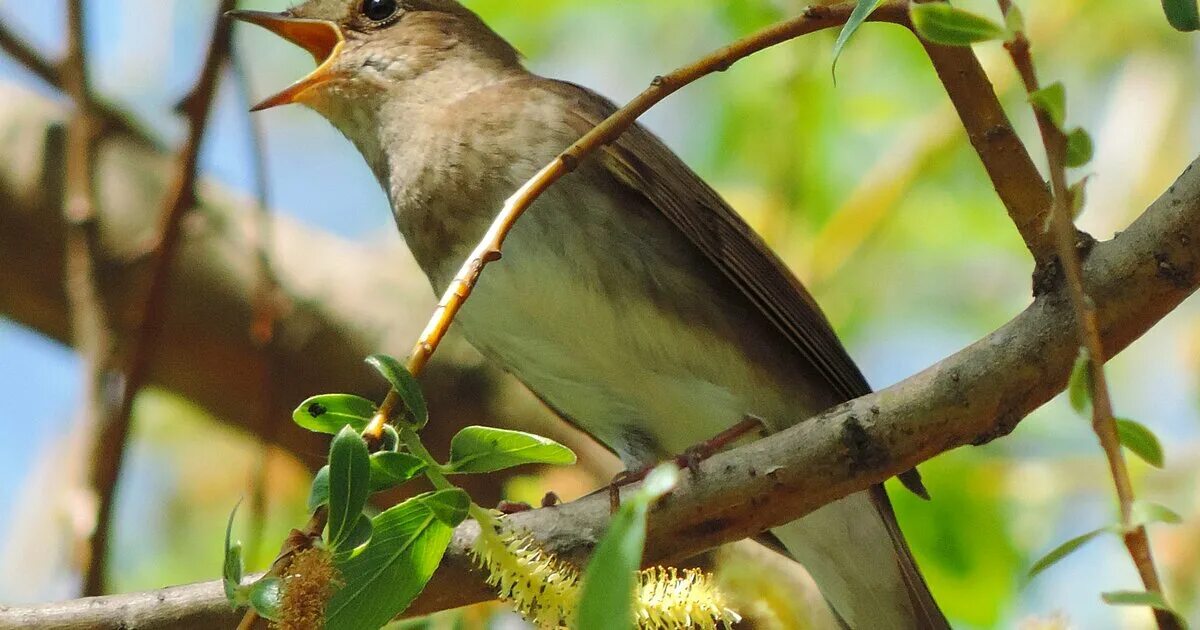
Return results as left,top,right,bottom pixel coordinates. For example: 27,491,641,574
496,492,561,515
607,415,767,511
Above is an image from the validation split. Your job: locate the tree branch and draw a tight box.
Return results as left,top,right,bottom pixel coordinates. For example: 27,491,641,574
9,153,1196,629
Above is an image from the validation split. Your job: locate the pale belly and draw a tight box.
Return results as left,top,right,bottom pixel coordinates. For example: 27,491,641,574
447,188,813,468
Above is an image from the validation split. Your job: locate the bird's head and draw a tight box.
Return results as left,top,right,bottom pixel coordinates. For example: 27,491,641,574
229,0,522,113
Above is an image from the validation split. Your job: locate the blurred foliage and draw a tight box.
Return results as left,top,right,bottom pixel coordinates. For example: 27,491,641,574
0,0,1197,628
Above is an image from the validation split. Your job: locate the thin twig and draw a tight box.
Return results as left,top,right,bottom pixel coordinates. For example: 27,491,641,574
60,0,121,596
0,15,58,85
362,0,910,439
998,5,1176,629
82,0,237,596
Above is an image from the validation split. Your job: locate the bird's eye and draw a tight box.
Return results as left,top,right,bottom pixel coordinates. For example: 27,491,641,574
361,0,400,22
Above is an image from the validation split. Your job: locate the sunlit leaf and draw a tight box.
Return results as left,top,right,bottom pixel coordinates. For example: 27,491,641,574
576,465,679,630
336,514,375,558
1067,347,1092,414
1115,419,1165,468
910,3,1007,46
371,452,428,492
248,577,283,622
1065,127,1094,168
447,426,577,474
329,427,372,551
325,490,467,630
1131,501,1183,528
831,0,883,75
1030,82,1067,129
367,355,428,428
223,503,245,603
308,466,331,512
1028,526,1113,579
293,394,377,435
1161,0,1200,31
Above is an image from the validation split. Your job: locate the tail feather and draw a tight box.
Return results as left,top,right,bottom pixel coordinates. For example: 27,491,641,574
770,486,949,630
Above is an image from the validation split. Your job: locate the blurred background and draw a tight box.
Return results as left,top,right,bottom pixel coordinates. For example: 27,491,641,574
0,0,1197,628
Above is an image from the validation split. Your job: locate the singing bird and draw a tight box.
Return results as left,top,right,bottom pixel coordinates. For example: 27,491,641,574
231,1,947,627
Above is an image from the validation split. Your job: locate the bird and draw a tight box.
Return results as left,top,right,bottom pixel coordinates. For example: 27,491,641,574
230,1,948,627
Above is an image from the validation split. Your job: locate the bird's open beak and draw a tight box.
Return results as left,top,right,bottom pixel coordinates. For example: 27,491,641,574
227,10,345,111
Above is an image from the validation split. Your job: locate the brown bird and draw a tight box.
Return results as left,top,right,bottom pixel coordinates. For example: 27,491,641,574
231,1,947,627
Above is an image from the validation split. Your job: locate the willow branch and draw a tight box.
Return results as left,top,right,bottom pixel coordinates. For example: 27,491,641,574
998,7,1175,628
363,0,911,438
83,0,237,596
7,154,1199,625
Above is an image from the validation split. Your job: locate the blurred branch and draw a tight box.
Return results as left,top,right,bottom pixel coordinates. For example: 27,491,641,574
0,12,158,147
5,152,1199,625
60,0,121,597
83,0,246,596
999,6,1175,627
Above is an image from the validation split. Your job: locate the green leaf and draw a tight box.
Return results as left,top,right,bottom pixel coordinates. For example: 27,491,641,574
1067,347,1092,414
325,490,464,630
1029,82,1067,129
910,3,1007,46
328,427,372,551
308,466,330,512
367,355,429,428
1028,526,1112,579
380,425,401,452
293,394,377,435
248,577,283,622
1068,177,1090,220
422,488,470,527
1131,501,1183,528
1004,4,1026,35
1116,419,1165,468
338,514,375,557
1065,127,1094,168
576,465,679,630
1102,590,1173,610
370,452,428,493
831,0,883,75
223,504,245,603
447,426,577,474
1161,0,1200,31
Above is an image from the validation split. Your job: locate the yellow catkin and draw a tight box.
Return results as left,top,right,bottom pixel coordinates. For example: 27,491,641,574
470,516,740,629
277,547,341,630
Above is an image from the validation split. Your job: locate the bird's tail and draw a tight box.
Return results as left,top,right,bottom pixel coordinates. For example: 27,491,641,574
769,485,949,629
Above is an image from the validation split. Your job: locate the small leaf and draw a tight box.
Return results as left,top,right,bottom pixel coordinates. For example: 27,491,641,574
1068,177,1090,220
1028,526,1112,579
831,0,883,75
248,577,283,622
1030,82,1067,129
577,465,680,630
380,425,401,452
308,466,331,512
337,514,374,557
1116,419,1165,468
1102,590,1173,610
1161,0,1200,31
293,394,377,435
1004,4,1026,34
1131,501,1183,528
1067,347,1092,414
1065,127,1094,168
370,452,428,493
324,490,463,630
910,3,1007,46
422,488,470,527
223,503,245,603
447,426,577,474
328,427,372,551
367,355,428,428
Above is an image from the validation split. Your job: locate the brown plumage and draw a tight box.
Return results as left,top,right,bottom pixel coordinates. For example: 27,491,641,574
234,1,949,627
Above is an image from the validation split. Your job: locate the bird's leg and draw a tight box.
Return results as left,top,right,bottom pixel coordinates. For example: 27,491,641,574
608,415,766,511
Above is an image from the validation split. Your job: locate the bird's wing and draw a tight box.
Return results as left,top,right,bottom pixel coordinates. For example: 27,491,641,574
550,80,872,402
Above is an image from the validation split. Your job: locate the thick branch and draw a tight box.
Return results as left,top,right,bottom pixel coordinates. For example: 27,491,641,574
0,81,563,503
10,154,1197,628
